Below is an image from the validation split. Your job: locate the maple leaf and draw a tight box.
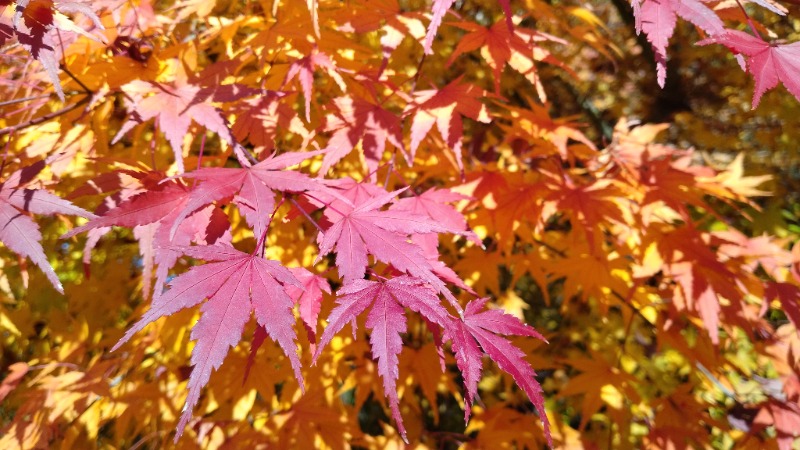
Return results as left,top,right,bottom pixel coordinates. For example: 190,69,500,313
448,19,570,96
445,298,551,446
283,47,347,122
389,188,476,241
498,102,596,160
389,188,480,291
424,0,455,54
61,177,231,298
765,282,800,333
542,174,627,250
112,244,304,441
112,79,249,173
634,0,724,87
0,362,28,403
558,354,641,430
286,266,331,344
699,153,771,201
170,150,332,241
313,276,452,442
753,399,800,450
305,0,319,37
62,181,190,238
231,91,310,153
405,78,491,172
319,95,404,177
3,0,104,100
698,30,800,108
424,0,514,55
0,161,96,293
658,227,743,344
316,187,463,305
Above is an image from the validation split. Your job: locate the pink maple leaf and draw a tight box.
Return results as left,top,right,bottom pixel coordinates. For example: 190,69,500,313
424,0,455,55
634,0,724,87
390,187,479,244
62,178,230,298
63,181,190,237
313,276,452,443
112,244,304,442
112,80,247,173
316,187,463,305
445,298,551,446
698,30,800,108
0,161,96,293
389,188,479,291
286,266,331,344
170,150,333,240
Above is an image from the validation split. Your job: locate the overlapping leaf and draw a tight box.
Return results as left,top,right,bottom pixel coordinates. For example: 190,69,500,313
446,298,551,445
113,80,252,173
0,161,95,293
405,78,491,171
634,0,724,86
699,30,800,107
113,244,304,440
314,276,451,442
316,187,463,302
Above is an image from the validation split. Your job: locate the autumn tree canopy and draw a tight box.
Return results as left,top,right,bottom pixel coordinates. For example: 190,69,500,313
1,0,800,448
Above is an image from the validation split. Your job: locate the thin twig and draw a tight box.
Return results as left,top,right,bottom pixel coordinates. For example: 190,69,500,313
0,94,52,108
0,95,90,137
60,64,92,94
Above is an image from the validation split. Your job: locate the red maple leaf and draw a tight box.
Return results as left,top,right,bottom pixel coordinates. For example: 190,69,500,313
753,399,800,450
424,0,513,55
448,19,570,95
765,282,800,333
112,244,304,441
405,78,491,172
698,30,800,108
231,91,310,154
446,297,551,445
0,161,96,293
283,47,347,122
319,95,404,177
634,0,724,86
313,276,451,442
3,0,104,100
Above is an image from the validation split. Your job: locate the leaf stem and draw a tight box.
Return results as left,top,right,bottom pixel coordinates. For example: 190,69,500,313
288,196,323,232
303,192,347,218
733,0,763,39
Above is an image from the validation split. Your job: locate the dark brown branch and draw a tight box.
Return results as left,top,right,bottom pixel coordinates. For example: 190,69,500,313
0,94,90,138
